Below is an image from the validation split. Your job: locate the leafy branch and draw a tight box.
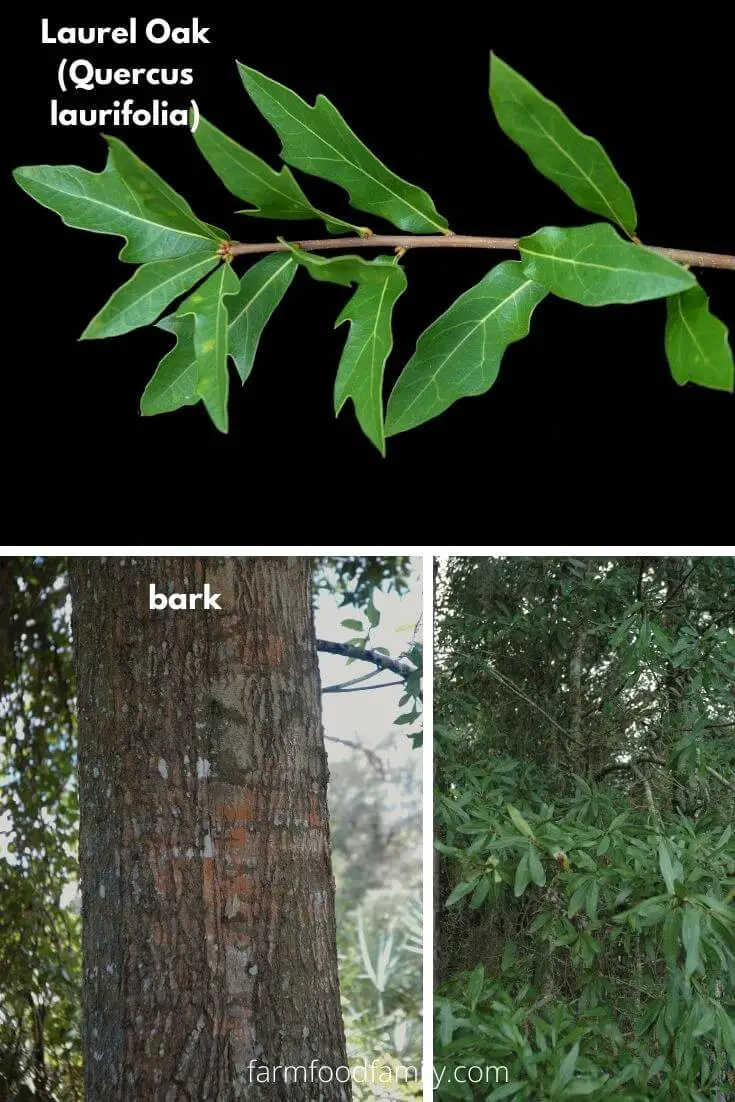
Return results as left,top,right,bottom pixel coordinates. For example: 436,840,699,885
14,54,733,453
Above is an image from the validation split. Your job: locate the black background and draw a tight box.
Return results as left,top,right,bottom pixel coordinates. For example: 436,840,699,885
4,13,734,544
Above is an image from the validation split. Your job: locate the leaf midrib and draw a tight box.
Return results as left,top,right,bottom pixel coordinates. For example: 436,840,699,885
228,258,294,347
521,246,675,279
249,72,447,233
390,280,534,428
675,294,712,372
503,80,626,232
93,255,216,328
204,128,310,211
113,144,222,243
23,169,217,244
340,276,393,436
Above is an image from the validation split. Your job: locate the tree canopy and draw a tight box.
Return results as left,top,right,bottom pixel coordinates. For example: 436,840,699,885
435,557,735,1100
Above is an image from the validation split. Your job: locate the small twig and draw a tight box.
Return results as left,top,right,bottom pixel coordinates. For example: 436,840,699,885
316,638,415,679
631,763,659,818
322,679,406,694
655,560,703,613
481,660,582,746
226,235,735,271
595,756,735,795
322,667,382,692
595,756,666,781
706,764,735,793
323,734,385,776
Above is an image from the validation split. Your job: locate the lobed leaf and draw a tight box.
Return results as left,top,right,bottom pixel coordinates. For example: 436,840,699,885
238,63,450,234
141,314,199,416
193,115,365,235
227,254,297,383
519,223,695,306
81,252,219,340
171,263,240,433
143,255,296,423
14,136,225,263
285,247,408,454
105,136,226,244
665,282,734,392
385,261,547,435
490,53,637,236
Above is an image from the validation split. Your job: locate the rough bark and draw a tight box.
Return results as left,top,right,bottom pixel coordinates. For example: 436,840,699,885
69,557,350,1101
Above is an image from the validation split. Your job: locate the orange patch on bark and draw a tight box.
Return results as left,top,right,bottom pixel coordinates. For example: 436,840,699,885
230,875,256,897
219,793,258,825
202,855,215,909
308,793,322,827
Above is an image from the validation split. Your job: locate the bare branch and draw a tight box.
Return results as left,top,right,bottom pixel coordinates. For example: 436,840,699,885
323,734,385,776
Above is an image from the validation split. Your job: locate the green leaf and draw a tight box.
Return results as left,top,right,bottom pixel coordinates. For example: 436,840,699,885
341,619,364,632
445,878,478,907
519,223,695,306
490,53,637,235
568,880,589,919
238,63,449,234
551,1041,579,1094
506,804,536,840
143,257,293,417
81,252,218,340
528,845,546,887
365,599,381,628
14,136,225,263
662,909,679,970
141,314,199,416
682,906,701,977
285,247,407,453
485,1083,525,1099
658,840,676,895
586,879,599,923
385,261,547,435
467,963,484,1010
501,940,516,973
563,1080,603,1096
514,853,531,897
665,282,734,393
469,877,490,909
172,263,240,433
192,114,364,235
226,254,297,383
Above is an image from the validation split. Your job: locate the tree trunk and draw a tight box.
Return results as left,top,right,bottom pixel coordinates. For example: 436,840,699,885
69,557,350,1101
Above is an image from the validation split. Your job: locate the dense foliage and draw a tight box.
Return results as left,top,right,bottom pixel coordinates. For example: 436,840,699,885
13,57,732,451
435,558,735,1101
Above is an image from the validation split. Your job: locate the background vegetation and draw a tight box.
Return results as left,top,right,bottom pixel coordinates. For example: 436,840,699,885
435,557,734,1101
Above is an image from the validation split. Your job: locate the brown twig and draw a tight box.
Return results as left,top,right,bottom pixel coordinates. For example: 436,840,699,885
226,235,735,271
